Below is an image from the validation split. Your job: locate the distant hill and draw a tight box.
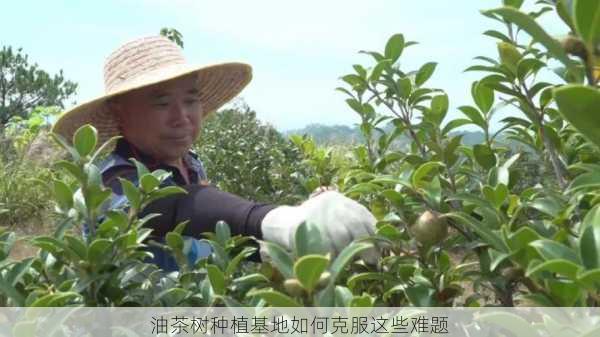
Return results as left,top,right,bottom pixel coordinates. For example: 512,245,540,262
285,123,486,147
284,123,364,145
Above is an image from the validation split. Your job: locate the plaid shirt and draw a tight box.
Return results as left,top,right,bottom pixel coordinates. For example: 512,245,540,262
95,138,212,272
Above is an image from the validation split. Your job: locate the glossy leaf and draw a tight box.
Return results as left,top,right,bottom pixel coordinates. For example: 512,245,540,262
207,264,226,295
526,259,581,279
73,125,97,157
554,85,600,149
295,222,327,257
293,254,329,291
247,289,301,307
530,240,580,264
415,62,437,86
473,144,496,170
384,33,405,63
579,221,600,269
574,0,600,47
484,7,576,69
260,241,294,278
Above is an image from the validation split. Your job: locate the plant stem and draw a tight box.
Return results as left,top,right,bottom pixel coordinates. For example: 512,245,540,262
520,83,569,189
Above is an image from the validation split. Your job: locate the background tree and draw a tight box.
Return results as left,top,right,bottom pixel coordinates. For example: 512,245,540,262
194,101,307,204
160,27,184,48
0,46,77,126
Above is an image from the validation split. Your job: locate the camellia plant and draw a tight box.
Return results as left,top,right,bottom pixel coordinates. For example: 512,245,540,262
0,0,599,308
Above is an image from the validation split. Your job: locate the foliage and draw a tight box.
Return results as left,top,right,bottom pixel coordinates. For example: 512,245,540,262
0,107,60,227
0,156,53,228
1,0,600,308
0,46,77,125
160,27,184,48
194,104,308,203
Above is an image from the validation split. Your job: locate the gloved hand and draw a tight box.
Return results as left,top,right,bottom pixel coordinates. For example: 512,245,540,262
260,191,378,262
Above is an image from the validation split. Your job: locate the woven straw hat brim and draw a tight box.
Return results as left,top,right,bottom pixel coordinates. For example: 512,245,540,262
52,62,252,146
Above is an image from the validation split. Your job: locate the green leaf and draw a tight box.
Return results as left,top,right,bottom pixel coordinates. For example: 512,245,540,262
293,254,329,292
52,179,73,210
404,284,436,306
139,174,160,193
458,105,486,129
429,93,448,125
226,247,257,275
247,289,301,307
64,235,87,260
415,62,437,86
482,184,508,209
30,236,65,255
483,29,512,43
73,124,97,157
526,259,581,279
207,264,226,295
350,293,375,307
396,77,412,99
577,268,600,288
166,232,184,251
131,158,150,178
260,241,294,278
0,277,25,306
503,0,524,8
215,221,231,246
472,81,494,114
568,171,600,193
446,212,508,252
507,227,541,251
330,242,373,281
55,161,85,183
579,221,600,269
334,286,353,307
88,239,112,265
574,0,600,47
411,161,444,188
554,85,600,150
497,42,522,73
473,144,497,170
294,222,327,257
156,288,188,306
119,178,141,210
442,118,472,135
582,204,600,230
4,258,34,286
530,239,580,264
484,7,576,69
384,33,405,63
528,197,563,217
29,292,80,307
369,59,391,82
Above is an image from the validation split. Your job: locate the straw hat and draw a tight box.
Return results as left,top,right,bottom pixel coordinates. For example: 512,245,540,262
52,35,252,145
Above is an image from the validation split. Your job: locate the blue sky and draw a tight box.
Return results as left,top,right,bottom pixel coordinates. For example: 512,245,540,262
1,0,566,131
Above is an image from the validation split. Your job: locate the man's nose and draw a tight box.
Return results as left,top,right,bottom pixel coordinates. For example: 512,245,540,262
168,100,189,125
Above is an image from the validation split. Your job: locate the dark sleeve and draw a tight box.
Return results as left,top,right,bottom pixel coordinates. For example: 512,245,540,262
139,184,277,239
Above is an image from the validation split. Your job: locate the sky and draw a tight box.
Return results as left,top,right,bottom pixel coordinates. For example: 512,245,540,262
1,0,567,132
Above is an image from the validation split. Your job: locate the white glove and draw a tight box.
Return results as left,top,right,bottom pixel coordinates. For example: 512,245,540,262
261,191,377,259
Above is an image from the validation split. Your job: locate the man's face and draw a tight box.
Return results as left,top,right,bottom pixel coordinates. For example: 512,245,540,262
113,74,203,164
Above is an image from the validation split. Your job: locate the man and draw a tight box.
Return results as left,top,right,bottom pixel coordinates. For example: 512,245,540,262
52,36,377,271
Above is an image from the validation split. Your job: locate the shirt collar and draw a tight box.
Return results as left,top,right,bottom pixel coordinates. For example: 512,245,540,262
113,137,200,185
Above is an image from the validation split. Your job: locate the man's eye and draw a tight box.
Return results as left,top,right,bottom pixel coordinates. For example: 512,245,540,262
154,102,169,107
185,99,199,105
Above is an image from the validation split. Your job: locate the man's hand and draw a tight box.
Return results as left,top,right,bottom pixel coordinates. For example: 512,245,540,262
260,191,378,262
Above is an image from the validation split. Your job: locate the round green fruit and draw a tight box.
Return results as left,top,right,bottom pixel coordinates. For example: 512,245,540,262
316,271,331,289
409,210,448,246
283,278,305,297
